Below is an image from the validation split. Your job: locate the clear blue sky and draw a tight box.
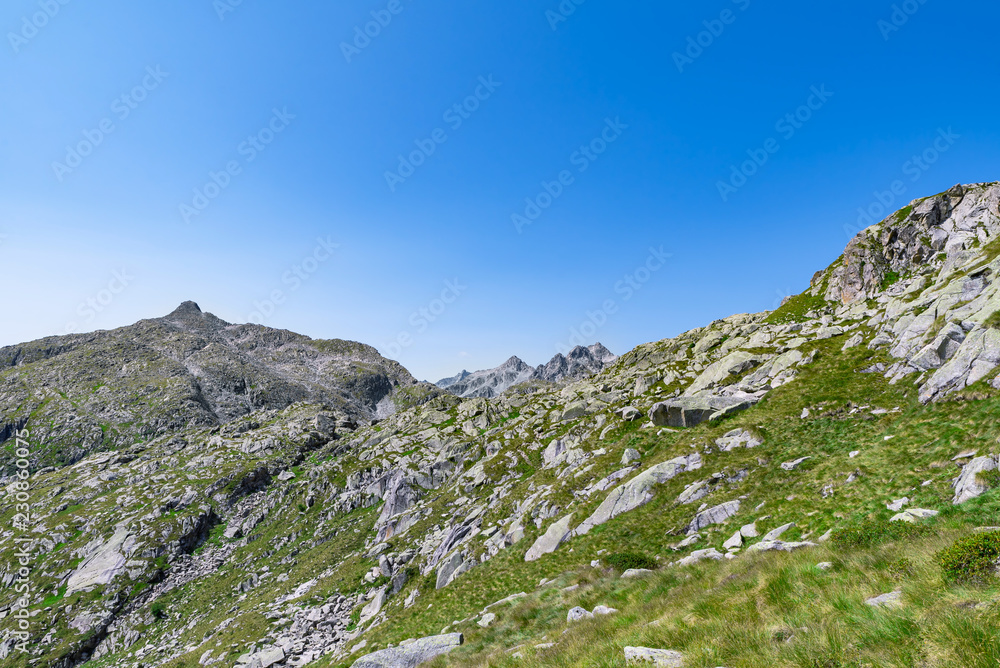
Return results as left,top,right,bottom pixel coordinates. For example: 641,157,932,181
2,1,998,381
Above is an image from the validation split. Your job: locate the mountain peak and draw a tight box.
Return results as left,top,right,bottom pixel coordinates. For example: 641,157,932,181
170,301,202,316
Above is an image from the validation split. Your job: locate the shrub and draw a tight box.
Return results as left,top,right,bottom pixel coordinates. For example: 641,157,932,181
151,601,168,619
604,552,657,572
830,518,932,549
938,531,1000,584
886,557,914,579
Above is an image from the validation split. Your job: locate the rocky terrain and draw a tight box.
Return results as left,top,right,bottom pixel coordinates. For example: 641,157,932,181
2,183,1000,668
0,301,438,473
436,344,617,399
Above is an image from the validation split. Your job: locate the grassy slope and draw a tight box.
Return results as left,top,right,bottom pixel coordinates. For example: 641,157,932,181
327,334,1000,667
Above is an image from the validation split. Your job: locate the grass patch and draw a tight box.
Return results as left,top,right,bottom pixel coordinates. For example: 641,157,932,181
831,517,933,549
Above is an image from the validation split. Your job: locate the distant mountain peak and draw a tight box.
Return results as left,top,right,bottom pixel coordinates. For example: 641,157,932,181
436,344,617,398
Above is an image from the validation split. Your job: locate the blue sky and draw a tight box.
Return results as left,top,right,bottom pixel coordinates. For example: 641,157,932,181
1,0,998,381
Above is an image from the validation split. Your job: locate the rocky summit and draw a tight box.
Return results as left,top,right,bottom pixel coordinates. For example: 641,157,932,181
3,183,1000,668
436,343,618,399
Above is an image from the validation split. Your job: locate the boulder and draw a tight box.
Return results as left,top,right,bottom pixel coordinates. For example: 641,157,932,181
561,401,590,421
746,540,817,554
723,530,743,550
567,606,594,622
865,591,903,608
953,455,999,504
623,646,685,666
436,552,475,589
714,428,762,451
650,396,756,428
621,407,643,422
66,529,137,594
887,497,909,512
761,522,794,542
524,514,574,562
621,568,654,578
687,500,740,534
576,455,702,535
351,633,463,668
890,508,939,523
621,448,641,465
780,457,811,471
676,548,724,567
359,586,387,624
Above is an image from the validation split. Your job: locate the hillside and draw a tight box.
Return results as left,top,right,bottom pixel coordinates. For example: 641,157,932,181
2,182,1000,668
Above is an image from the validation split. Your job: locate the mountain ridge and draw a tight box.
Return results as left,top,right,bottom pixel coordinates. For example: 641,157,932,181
435,343,618,398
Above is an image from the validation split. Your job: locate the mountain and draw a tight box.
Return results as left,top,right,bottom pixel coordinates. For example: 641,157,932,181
3,183,1000,668
0,301,439,471
437,343,618,398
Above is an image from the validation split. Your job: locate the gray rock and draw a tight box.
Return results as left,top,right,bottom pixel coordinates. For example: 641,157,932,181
887,497,909,512
761,522,794,542
66,529,137,594
676,548,723,567
890,508,939,523
623,646,685,666
477,612,496,628
746,540,817,554
953,455,999,504
723,530,743,550
524,514,574,562
920,328,1000,402
351,633,463,667
714,428,762,451
865,591,903,608
561,401,589,421
687,500,740,534
650,396,756,428
359,586,387,624
621,448,641,465
621,568,654,578
576,455,702,535
780,457,811,471
567,606,594,622
621,407,642,422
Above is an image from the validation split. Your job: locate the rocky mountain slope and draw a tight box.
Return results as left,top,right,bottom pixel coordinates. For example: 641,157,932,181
2,183,1000,668
0,301,437,473
436,344,617,399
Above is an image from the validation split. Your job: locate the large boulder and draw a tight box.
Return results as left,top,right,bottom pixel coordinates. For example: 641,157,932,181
687,500,740,534
524,514,574,562
575,455,702,535
649,396,756,428
953,455,999,504
66,529,137,594
920,328,1000,402
624,646,685,666
351,633,464,668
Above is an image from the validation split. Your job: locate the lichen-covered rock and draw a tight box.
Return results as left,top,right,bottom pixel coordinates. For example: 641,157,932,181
351,633,463,667
576,455,702,535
